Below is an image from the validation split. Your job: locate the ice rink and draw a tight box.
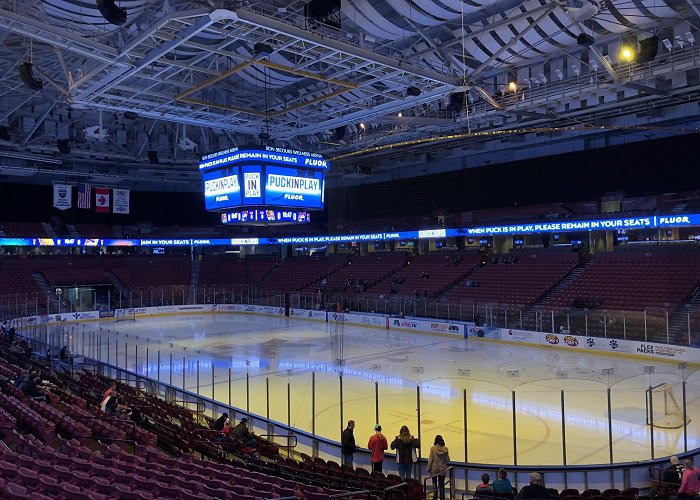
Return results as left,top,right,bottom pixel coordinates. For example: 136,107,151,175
68,312,700,466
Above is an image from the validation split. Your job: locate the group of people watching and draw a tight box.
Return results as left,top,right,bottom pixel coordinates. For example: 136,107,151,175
213,412,258,451
653,456,700,499
14,369,49,402
342,421,451,500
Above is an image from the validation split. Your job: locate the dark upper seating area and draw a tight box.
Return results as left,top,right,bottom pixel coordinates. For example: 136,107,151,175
545,247,700,311
261,254,348,292
371,252,482,298
199,255,278,286
446,250,580,307
2,222,47,238
314,253,407,294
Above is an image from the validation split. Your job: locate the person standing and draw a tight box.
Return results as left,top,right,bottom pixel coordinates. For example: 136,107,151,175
367,424,388,473
427,435,450,500
678,459,700,500
391,425,420,479
341,420,357,467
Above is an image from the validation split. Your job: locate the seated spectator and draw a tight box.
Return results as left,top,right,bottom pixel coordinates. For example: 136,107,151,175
213,412,229,431
476,473,494,495
232,417,257,448
13,369,30,388
7,326,15,343
18,373,46,402
59,345,69,361
517,472,547,500
101,390,131,416
492,468,513,494
678,459,700,500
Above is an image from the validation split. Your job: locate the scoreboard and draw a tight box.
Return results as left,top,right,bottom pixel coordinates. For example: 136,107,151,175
200,147,328,216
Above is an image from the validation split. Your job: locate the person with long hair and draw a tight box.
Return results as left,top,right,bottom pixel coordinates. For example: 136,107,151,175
391,425,420,479
427,435,450,500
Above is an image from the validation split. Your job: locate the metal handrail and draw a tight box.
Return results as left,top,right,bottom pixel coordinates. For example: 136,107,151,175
259,433,298,451
59,413,138,453
328,490,371,499
423,466,455,499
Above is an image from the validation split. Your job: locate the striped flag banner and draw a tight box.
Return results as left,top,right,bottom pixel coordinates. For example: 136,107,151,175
77,183,91,209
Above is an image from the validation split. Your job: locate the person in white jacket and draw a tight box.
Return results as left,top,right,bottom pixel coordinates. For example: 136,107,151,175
427,434,450,500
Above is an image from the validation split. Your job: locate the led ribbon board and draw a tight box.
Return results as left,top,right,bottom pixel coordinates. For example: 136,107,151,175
1,214,699,247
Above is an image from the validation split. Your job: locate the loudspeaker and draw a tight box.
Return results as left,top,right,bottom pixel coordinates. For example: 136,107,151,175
577,33,595,47
333,126,346,141
148,151,159,164
406,86,422,97
253,43,273,57
57,139,71,154
446,92,465,112
97,0,127,25
638,36,659,62
19,62,43,91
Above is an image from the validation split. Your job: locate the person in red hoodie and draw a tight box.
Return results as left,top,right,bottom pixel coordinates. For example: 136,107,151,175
367,424,388,473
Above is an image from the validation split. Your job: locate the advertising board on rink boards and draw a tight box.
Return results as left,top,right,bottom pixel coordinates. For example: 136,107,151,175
469,326,699,362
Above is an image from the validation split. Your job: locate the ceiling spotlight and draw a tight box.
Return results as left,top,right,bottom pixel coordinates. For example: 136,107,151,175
406,86,422,97
397,112,402,117
359,122,365,129
508,81,517,92
539,73,547,84
96,0,127,25
555,69,563,81
687,32,695,45
571,65,580,76
621,46,633,61
662,38,673,51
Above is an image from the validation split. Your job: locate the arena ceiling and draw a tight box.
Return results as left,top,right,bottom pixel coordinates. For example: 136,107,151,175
0,0,697,188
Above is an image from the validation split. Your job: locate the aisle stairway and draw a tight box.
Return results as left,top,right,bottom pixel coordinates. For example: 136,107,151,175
521,254,593,330
187,259,201,304
668,286,700,344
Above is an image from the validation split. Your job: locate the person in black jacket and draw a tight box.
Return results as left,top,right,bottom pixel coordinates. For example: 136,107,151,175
341,420,356,467
18,374,45,402
391,425,420,479
213,412,228,431
517,472,548,500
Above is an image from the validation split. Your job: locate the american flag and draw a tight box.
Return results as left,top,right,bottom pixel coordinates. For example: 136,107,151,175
77,183,91,209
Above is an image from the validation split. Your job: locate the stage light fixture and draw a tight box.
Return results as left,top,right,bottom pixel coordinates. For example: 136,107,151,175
508,81,517,92
687,32,695,45
19,62,43,91
571,65,580,76
539,73,547,84
97,0,127,25
662,38,673,51
590,60,599,71
621,46,633,61
555,69,563,81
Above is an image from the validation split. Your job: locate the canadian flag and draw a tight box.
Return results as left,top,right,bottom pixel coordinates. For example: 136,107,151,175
95,187,111,213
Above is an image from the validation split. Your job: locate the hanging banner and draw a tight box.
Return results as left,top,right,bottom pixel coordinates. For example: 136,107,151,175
95,187,111,213
113,188,130,214
52,184,72,211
